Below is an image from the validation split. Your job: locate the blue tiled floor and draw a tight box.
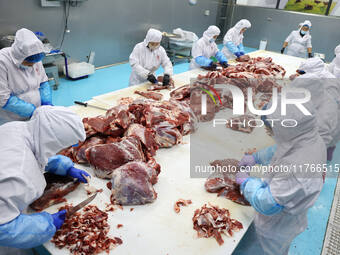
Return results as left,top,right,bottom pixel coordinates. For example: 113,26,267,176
49,46,338,255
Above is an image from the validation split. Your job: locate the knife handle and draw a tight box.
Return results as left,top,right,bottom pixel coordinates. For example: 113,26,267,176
74,101,88,107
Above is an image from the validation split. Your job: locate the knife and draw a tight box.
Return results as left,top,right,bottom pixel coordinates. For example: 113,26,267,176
74,101,109,111
67,193,97,217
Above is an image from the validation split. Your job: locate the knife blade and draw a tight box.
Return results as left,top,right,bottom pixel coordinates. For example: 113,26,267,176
74,101,108,111
67,193,97,217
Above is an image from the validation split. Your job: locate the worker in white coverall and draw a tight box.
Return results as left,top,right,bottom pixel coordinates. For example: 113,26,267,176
297,57,340,161
0,28,52,125
222,19,251,60
129,28,173,87
235,96,325,255
190,25,229,70
0,106,91,255
328,44,340,78
281,20,313,58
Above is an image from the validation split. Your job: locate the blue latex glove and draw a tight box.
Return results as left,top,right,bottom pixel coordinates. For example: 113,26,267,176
239,154,256,167
235,52,242,58
195,56,213,67
215,51,228,64
51,210,66,230
2,95,36,118
241,178,284,216
0,212,55,249
226,41,239,54
235,172,249,185
45,155,74,176
39,81,53,106
238,43,245,53
67,167,91,183
239,52,245,56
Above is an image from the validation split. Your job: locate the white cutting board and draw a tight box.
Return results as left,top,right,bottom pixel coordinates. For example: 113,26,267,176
44,51,303,255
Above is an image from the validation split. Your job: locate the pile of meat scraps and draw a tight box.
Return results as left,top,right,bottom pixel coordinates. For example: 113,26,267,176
205,159,250,206
192,204,243,245
226,115,256,134
52,204,122,255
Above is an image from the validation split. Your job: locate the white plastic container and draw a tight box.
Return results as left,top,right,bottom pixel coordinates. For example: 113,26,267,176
259,40,267,50
63,62,95,79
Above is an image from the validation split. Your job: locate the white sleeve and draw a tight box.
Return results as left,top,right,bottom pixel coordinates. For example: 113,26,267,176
129,45,150,80
328,60,335,73
160,47,173,76
38,62,48,84
285,31,294,43
0,61,11,107
223,29,234,44
306,36,312,48
191,40,204,59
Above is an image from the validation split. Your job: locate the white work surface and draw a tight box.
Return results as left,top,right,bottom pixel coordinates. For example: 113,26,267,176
44,50,305,255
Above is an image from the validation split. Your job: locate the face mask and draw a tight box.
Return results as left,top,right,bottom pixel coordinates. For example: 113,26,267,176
209,38,215,43
300,30,307,35
148,45,160,51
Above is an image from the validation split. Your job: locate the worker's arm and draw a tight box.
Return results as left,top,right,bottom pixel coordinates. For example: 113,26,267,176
215,51,228,64
45,155,90,182
240,178,284,216
253,145,277,166
160,47,173,76
238,43,245,54
0,212,56,249
226,41,239,55
129,45,150,80
39,81,53,106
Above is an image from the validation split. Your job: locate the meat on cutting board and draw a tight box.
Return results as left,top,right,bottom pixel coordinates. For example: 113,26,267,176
226,115,256,134
86,136,145,179
152,121,183,148
174,199,192,213
72,136,106,164
205,159,250,206
147,76,175,91
30,173,80,211
110,161,160,205
236,55,251,62
134,90,163,101
170,84,191,101
192,204,243,245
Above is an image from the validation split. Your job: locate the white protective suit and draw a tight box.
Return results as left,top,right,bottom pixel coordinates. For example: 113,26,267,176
0,28,48,125
129,28,173,86
292,73,338,147
190,26,222,70
299,57,340,147
0,106,85,255
285,20,312,58
328,44,340,78
249,97,325,255
222,19,252,60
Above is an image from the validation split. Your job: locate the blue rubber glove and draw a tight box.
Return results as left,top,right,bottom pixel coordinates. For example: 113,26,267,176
235,172,250,185
51,210,66,230
67,167,91,183
45,155,74,176
195,56,213,67
238,43,245,53
39,81,53,106
239,52,245,56
2,95,36,118
215,51,228,64
239,154,256,167
235,52,242,58
0,212,55,249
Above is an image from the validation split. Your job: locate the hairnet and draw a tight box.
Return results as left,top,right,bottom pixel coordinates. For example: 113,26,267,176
144,28,163,44
203,25,221,41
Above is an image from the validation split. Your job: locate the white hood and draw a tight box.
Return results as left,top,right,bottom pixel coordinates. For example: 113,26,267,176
233,19,251,33
10,28,45,67
27,106,86,168
299,57,325,74
144,28,163,46
203,25,220,41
